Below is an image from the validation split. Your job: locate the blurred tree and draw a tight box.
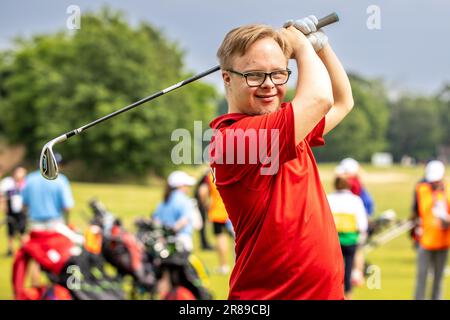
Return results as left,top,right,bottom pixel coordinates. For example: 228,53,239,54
437,84,450,146
387,95,443,161
313,74,390,162
0,8,218,180
0,52,11,138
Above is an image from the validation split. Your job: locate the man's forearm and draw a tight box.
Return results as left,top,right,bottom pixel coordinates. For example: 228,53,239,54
291,39,334,143
295,46,333,103
279,25,334,143
317,44,353,109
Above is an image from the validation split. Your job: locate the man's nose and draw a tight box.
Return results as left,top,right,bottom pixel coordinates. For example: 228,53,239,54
260,74,275,88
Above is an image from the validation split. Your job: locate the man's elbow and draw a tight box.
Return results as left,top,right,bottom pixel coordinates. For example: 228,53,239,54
344,96,355,113
335,95,354,114
347,94,355,110
344,88,355,110
317,94,334,114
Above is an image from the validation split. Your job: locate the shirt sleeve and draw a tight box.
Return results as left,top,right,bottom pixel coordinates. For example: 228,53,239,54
305,117,326,147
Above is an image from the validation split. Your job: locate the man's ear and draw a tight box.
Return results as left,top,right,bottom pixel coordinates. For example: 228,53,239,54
222,71,231,86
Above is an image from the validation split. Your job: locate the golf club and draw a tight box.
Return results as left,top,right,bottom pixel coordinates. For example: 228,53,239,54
40,12,339,180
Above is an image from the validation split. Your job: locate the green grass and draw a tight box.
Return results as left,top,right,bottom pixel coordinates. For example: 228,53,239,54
1,165,449,300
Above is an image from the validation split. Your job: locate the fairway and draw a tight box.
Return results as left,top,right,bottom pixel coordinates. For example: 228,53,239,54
0,164,449,300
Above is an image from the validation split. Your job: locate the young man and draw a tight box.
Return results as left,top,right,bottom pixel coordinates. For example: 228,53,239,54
209,16,354,299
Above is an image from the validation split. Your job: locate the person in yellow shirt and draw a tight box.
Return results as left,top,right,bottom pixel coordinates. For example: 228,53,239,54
197,171,234,274
327,175,368,299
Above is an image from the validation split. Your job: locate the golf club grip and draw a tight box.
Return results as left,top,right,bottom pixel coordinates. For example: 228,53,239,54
317,12,339,29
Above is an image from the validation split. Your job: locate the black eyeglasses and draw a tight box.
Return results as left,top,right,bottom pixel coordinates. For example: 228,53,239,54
226,69,292,87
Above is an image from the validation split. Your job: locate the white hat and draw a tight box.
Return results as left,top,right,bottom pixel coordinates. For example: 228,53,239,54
335,165,346,176
167,171,196,188
425,160,445,182
339,158,360,175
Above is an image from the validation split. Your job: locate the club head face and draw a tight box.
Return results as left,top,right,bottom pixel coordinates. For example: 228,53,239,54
40,143,59,180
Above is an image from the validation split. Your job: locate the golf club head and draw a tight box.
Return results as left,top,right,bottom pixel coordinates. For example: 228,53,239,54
40,134,67,180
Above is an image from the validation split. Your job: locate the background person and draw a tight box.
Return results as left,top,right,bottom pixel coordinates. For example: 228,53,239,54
197,170,234,274
413,160,450,300
327,175,368,299
194,170,214,250
339,158,374,216
22,153,74,230
338,157,374,286
21,153,74,286
152,170,197,253
0,164,14,215
2,166,27,256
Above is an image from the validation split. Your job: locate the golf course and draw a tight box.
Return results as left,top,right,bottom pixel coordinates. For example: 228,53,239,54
1,164,448,300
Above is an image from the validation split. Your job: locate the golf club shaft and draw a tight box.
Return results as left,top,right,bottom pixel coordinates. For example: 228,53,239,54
64,65,220,139
58,12,339,141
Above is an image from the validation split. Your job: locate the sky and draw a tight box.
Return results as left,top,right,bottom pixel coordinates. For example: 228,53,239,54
1,0,449,95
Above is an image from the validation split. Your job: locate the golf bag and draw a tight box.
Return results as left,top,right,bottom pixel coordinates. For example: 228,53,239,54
360,210,414,279
12,229,125,300
135,218,213,300
88,199,156,294
366,209,398,241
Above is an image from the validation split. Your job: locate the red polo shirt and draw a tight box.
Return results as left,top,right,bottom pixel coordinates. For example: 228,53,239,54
209,102,344,300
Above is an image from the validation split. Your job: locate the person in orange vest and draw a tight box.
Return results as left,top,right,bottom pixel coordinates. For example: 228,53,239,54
413,160,450,300
197,171,234,275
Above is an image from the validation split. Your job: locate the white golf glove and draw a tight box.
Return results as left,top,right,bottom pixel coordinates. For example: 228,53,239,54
283,15,328,52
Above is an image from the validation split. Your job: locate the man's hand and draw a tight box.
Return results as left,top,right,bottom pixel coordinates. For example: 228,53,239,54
278,26,311,59
284,15,329,52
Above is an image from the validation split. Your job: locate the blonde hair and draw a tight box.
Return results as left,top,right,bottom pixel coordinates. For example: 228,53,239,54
217,24,289,69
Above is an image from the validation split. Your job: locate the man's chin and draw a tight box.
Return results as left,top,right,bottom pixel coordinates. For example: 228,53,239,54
256,103,280,115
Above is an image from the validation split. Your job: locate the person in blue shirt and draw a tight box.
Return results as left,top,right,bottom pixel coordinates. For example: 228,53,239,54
152,171,196,253
22,153,74,230
20,154,75,287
